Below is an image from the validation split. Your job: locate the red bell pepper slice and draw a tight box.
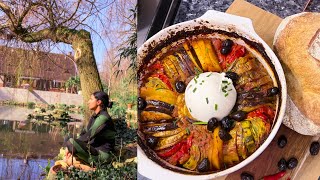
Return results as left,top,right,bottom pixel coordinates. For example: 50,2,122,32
157,141,184,158
157,135,193,159
151,73,173,90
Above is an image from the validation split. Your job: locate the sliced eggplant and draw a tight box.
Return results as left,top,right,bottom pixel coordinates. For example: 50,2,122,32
142,123,178,133
144,106,172,116
182,41,203,71
146,100,174,112
174,51,194,77
151,128,183,138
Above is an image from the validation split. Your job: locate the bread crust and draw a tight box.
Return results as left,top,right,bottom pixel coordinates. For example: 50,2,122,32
274,13,320,125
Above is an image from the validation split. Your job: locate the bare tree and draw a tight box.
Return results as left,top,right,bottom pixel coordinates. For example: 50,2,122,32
102,0,137,81
0,0,116,123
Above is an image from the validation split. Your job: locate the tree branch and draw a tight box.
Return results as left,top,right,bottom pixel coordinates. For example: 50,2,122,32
17,2,39,26
60,0,82,25
0,1,18,26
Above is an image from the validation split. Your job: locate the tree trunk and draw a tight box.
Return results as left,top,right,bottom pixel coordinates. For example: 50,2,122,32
4,25,103,125
71,30,103,125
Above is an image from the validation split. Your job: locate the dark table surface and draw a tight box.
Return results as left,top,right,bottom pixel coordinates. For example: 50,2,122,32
174,0,320,24
137,0,319,179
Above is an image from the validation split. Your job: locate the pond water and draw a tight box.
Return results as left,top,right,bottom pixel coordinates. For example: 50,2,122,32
0,106,82,179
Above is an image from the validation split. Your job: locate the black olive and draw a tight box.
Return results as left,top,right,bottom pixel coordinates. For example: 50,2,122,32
197,158,210,172
146,135,158,149
220,46,231,55
310,141,320,156
207,117,219,131
287,157,298,169
278,158,287,171
230,111,247,121
277,135,287,148
219,128,232,141
225,72,239,83
138,97,147,110
240,172,254,180
175,81,186,93
267,87,280,96
221,117,235,131
222,39,234,48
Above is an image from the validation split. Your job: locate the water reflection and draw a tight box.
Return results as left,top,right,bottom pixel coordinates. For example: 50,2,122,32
0,105,83,180
0,158,54,180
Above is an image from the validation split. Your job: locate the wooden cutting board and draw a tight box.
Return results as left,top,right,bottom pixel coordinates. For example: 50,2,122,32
218,0,320,179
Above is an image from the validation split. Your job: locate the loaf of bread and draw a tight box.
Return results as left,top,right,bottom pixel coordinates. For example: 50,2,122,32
273,12,320,135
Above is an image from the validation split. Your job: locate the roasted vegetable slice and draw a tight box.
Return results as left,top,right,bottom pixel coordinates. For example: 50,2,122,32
183,42,203,70
140,111,172,122
223,127,239,165
157,141,184,158
150,73,174,90
241,120,256,154
235,122,247,160
183,145,201,170
190,39,221,72
210,127,223,170
152,128,183,138
248,117,269,146
155,130,187,150
167,55,188,81
146,100,174,112
142,123,177,134
140,87,177,105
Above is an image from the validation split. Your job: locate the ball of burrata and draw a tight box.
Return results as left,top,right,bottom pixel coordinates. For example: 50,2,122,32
184,72,237,122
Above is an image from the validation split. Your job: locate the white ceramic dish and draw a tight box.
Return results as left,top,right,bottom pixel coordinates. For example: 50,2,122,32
138,10,287,180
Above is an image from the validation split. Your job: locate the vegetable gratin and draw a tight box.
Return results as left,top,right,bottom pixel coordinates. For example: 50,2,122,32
138,27,281,174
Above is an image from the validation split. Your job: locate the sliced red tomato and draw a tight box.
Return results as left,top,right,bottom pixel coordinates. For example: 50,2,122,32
212,39,246,70
247,106,275,122
151,73,173,90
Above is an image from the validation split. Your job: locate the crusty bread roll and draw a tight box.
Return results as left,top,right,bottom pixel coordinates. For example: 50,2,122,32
273,12,320,135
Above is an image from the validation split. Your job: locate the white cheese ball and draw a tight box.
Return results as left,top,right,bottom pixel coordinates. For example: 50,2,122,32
185,72,237,122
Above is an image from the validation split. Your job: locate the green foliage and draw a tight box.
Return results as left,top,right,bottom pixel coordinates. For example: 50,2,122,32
27,102,35,109
55,163,137,180
109,77,137,119
109,102,127,119
65,76,81,91
114,118,137,146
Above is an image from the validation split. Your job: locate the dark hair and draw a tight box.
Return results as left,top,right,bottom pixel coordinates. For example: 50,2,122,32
93,91,113,109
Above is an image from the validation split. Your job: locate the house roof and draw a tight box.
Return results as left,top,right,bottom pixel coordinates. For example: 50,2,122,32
0,46,77,81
